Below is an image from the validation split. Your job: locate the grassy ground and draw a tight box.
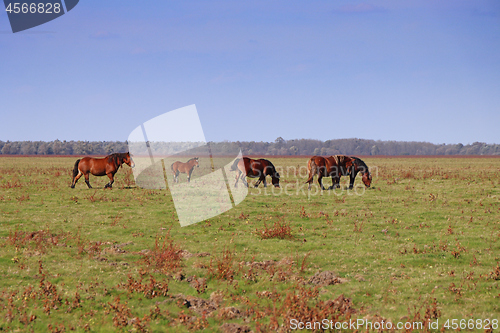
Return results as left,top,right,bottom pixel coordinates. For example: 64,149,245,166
0,156,499,332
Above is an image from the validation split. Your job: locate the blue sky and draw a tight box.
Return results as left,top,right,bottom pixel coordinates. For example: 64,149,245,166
1,0,499,144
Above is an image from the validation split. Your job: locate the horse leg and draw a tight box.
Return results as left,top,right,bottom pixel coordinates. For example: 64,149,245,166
331,176,340,189
234,171,241,188
71,171,83,188
241,174,249,188
236,171,248,187
349,172,356,189
104,173,114,189
84,173,92,189
262,176,267,188
318,175,325,190
188,170,193,183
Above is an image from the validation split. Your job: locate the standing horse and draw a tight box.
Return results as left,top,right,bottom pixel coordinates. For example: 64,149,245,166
231,157,280,188
305,155,353,190
347,156,372,188
71,152,135,189
171,157,199,183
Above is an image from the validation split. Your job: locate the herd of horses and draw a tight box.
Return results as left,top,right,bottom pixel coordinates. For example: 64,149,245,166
70,153,371,190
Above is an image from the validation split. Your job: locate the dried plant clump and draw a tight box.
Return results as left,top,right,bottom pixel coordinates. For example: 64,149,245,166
255,218,294,240
141,234,183,275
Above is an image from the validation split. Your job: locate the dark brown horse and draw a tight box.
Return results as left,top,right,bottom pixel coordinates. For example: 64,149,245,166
71,152,134,189
347,156,372,188
231,157,280,188
305,155,353,190
171,157,199,183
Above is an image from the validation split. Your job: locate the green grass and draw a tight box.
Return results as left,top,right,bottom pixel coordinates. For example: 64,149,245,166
0,156,499,332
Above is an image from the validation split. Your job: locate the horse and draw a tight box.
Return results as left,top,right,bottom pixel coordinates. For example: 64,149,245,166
305,155,353,190
231,157,280,188
71,152,134,189
171,157,199,183
347,156,372,188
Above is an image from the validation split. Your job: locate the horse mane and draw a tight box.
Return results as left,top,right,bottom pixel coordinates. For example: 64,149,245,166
352,157,369,174
332,155,345,165
107,152,127,166
260,159,277,176
187,157,198,162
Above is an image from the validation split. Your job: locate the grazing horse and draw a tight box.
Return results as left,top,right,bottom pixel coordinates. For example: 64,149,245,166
71,152,134,189
347,157,372,188
305,155,353,190
171,157,199,183
231,157,280,188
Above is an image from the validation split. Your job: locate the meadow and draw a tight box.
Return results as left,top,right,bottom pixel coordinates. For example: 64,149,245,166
0,156,499,332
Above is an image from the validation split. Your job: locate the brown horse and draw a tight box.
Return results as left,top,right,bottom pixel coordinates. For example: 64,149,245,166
171,157,199,183
305,155,353,190
347,156,372,188
71,152,134,189
231,157,280,188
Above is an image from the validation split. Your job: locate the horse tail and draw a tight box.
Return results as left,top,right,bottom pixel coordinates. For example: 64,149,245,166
305,158,317,184
72,159,81,179
230,158,241,171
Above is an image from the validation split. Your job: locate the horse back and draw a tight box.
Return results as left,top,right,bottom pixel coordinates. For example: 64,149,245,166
79,156,110,176
237,157,252,176
257,159,276,176
238,157,269,177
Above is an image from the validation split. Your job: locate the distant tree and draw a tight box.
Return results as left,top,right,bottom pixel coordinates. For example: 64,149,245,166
20,141,35,155
1,142,12,155
3,142,20,154
275,137,285,148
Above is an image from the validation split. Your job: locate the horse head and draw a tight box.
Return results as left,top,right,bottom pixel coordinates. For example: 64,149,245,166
361,170,372,187
124,152,135,168
194,157,199,168
271,172,280,188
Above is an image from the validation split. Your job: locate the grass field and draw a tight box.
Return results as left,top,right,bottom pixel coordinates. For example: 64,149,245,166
0,156,499,332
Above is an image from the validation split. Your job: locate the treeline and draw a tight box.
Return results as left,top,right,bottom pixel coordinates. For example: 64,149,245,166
0,140,128,156
0,138,499,156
